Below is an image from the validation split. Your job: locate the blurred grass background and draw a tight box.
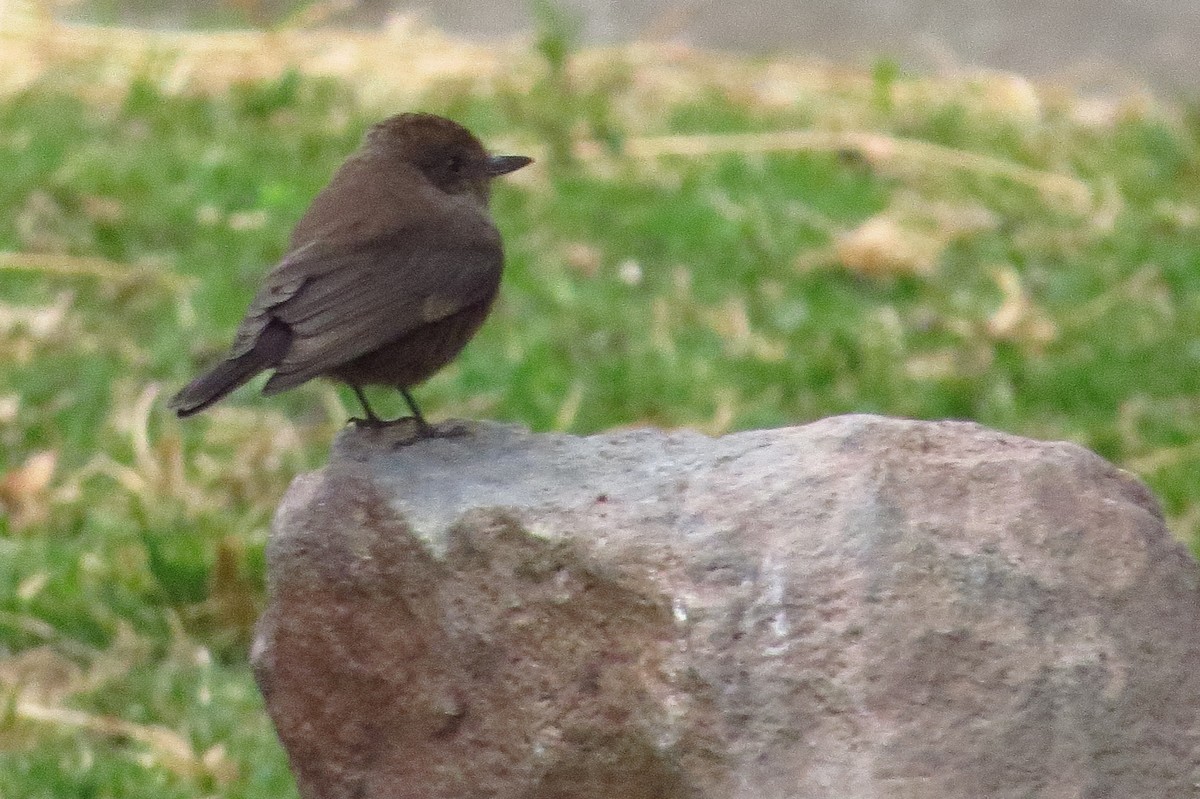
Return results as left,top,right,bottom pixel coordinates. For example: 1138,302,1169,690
2,0,1200,796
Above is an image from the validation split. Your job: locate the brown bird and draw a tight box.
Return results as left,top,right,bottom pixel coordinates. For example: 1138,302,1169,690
169,113,531,433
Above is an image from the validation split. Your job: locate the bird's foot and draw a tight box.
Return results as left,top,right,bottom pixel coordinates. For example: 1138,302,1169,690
348,415,471,445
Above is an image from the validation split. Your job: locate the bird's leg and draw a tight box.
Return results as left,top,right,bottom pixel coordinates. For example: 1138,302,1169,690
401,388,470,439
400,388,435,436
349,385,385,427
347,385,466,438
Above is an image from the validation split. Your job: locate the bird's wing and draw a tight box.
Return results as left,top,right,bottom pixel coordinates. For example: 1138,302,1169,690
229,225,503,393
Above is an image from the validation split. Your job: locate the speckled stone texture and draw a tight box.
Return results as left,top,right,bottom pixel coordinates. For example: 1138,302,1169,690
251,415,1200,799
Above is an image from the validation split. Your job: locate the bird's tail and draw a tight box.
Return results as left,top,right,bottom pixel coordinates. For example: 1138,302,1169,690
169,321,290,417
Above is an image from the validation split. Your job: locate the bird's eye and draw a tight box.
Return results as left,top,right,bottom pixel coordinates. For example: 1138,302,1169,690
446,156,463,173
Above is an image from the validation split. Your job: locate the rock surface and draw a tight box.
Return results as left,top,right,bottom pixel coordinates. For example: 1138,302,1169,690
252,415,1200,799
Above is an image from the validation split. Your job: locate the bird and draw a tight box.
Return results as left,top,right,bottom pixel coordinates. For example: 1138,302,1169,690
168,113,532,434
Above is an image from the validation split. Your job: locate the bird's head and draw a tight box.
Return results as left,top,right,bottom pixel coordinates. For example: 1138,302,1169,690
366,113,532,203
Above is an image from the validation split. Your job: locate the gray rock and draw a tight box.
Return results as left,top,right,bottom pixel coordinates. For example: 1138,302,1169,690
252,415,1200,799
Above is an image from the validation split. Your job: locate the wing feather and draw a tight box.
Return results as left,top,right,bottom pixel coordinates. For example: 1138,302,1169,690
231,223,503,393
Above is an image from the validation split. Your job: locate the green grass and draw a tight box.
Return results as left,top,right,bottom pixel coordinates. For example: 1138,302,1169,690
1,51,1199,797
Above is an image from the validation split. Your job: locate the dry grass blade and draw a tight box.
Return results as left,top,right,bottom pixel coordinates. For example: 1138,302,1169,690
16,700,235,781
1126,440,1200,474
985,267,1058,347
0,252,193,295
576,130,1095,212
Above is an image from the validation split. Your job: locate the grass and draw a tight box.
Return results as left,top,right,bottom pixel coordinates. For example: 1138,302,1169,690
1,14,1200,798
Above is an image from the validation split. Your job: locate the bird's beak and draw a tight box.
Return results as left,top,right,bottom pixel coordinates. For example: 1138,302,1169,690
486,154,533,176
